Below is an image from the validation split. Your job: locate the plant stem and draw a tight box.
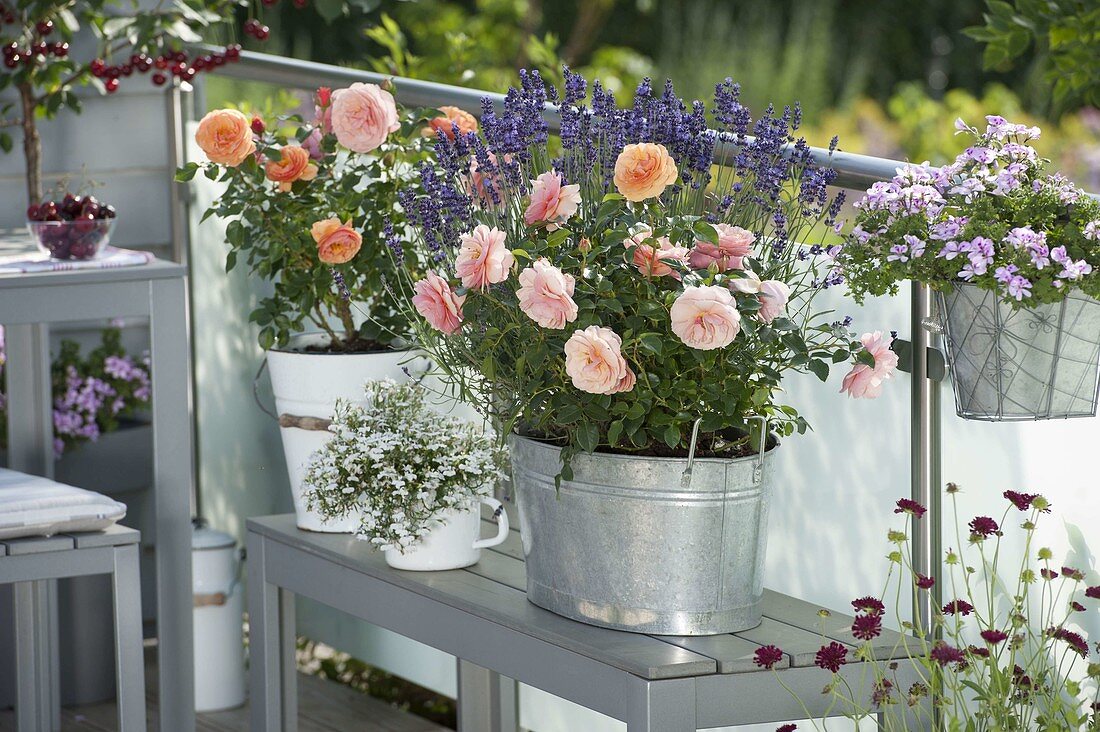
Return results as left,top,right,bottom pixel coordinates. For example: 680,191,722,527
18,82,40,205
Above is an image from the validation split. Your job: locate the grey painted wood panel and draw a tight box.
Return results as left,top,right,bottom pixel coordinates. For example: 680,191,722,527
1,533,75,555
63,525,140,548
761,589,909,661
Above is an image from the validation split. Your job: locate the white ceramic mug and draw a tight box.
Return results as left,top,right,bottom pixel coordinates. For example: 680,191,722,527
383,497,509,571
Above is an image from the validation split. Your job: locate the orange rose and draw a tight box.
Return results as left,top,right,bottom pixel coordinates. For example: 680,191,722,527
265,145,318,192
310,218,362,264
423,106,479,140
195,109,256,167
613,143,678,202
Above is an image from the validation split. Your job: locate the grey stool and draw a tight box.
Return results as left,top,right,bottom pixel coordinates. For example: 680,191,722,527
1,524,145,732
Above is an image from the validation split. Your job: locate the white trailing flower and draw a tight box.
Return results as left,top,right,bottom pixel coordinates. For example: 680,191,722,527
303,379,504,552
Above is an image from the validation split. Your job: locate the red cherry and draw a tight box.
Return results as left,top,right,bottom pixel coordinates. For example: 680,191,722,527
212,54,226,67
2,54,16,69
51,42,68,57
193,56,207,70
255,25,270,40
32,42,47,56
41,202,59,219
154,55,169,70
106,65,121,79
74,212,97,234
151,72,167,86
105,78,119,93
225,45,241,60
173,50,186,63
130,53,142,65
26,204,41,221
21,52,34,66
180,67,195,82
293,0,307,7
35,20,53,36
121,63,133,76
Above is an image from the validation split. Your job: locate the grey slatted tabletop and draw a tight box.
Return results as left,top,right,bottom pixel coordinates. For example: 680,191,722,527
247,512,929,732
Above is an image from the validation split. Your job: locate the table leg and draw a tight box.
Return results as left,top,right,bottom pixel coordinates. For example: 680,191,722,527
112,544,147,732
248,533,298,732
13,581,41,732
625,678,696,732
456,659,519,732
148,277,196,732
3,323,53,478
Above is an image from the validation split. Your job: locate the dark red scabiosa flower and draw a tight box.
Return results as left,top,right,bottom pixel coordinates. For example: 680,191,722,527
929,641,966,668
1012,665,1035,698
966,645,991,658
753,644,784,670
776,725,797,732
1004,490,1038,511
1061,567,1084,581
980,629,1009,645
852,613,882,641
1071,601,1086,612
894,498,927,519
942,599,974,616
814,642,848,673
968,516,1000,539
871,678,894,707
1048,627,1089,657
851,596,885,615
1085,586,1100,600
1040,568,1059,580
915,573,935,590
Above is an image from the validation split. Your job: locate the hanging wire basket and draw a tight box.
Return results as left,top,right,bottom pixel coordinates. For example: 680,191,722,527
937,284,1100,421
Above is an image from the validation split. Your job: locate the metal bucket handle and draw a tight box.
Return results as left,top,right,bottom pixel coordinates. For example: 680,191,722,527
679,415,768,488
252,357,278,420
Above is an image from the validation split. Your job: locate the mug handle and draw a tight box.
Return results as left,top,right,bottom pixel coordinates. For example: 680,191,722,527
472,497,510,550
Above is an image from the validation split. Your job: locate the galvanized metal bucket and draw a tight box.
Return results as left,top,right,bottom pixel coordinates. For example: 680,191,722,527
509,433,774,636
937,284,1100,421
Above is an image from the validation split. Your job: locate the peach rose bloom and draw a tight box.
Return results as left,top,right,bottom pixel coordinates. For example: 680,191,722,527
330,82,400,153
757,280,791,323
626,229,688,279
310,218,362,264
516,258,578,330
670,285,741,350
412,271,466,335
840,331,899,399
264,145,318,192
424,106,478,140
727,269,762,294
524,171,582,230
613,143,678,202
688,225,757,271
564,326,635,395
195,109,256,166
455,225,515,290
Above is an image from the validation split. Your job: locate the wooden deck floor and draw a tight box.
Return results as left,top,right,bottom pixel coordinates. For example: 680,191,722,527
0,652,451,732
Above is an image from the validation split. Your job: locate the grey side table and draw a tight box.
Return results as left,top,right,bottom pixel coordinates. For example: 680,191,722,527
0,261,194,732
247,513,931,732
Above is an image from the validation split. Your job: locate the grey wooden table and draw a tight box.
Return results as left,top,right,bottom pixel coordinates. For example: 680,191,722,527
248,513,929,731
0,260,194,732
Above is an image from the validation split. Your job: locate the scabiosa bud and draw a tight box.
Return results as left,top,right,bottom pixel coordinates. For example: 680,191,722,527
753,644,784,670
942,599,974,616
852,613,882,641
968,516,1000,539
967,645,991,658
1062,567,1084,581
1086,586,1100,599
894,498,927,519
1071,601,1086,612
907,682,929,706
915,574,935,590
1049,627,1089,657
851,596,885,615
776,725,797,732
1004,489,1038,511
814,642,847,673
981,629,1009,645
1040,568,1059,580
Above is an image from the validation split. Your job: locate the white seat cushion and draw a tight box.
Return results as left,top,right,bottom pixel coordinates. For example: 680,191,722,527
0,468,127,540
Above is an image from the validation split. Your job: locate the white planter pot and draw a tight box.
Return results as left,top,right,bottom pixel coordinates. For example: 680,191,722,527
384,497,509,571
266,333,428,532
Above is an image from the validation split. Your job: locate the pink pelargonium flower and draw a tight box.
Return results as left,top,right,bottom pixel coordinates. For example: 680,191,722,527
670,285,741,350
564,325,635,395
412,271,466,335
455,225,515,290
688,224,756,271
757,280,791,323
516,258,579,329
524,171,582,230
330,82,400,154
840,331,899,399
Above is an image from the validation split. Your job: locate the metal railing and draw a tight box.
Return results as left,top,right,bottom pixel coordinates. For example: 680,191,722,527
195,47,943,631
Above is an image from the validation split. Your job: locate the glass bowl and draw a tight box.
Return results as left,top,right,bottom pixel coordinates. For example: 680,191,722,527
27,218,116,261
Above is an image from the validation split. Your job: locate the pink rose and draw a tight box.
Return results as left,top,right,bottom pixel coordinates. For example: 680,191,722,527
467,153,507,208
727,269,762,294
330,82,400,154
455,225,515,290
412,271,466,335
840,331,899,399
564,326,635,395
302,128,324,161
516,258,578,329
524,171,582,230
626,229,688,279
670,285,741,350
688,225,756,271
757,280,791,323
